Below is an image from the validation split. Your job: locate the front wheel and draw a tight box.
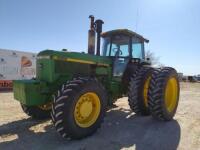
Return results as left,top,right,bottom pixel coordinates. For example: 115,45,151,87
21,103,51,119
51,77,107,139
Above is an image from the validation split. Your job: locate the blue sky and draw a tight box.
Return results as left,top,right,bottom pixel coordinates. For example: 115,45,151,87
0,0,199,75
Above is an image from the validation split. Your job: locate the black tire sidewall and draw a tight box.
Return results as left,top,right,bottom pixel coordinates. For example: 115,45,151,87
161,70,180,120
139,68,154,113
128,67,154,115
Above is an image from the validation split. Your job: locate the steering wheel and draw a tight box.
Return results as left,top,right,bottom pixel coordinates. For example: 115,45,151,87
112,48,123,57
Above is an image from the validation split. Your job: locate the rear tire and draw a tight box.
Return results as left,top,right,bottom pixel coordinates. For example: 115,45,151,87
128,67,154,115
148,67,180,121
21,104,51,119
51,77,107,139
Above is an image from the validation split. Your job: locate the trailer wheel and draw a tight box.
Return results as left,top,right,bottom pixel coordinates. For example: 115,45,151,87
21,103,51,119
128,67,154,115
148,67,180,121
51,77,107,139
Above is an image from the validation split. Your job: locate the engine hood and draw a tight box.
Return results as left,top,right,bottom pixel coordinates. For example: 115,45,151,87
37,50,112,67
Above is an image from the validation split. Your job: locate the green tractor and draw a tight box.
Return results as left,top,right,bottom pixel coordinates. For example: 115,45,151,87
13,16,180,139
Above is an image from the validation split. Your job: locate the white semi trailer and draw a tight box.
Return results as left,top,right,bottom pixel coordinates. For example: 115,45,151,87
0,49,36,90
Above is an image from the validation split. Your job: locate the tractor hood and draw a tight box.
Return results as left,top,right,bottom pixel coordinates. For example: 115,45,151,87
37,50,111,67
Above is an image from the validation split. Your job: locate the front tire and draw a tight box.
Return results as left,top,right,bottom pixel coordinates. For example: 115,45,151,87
148,67,180,121
51,77,107,139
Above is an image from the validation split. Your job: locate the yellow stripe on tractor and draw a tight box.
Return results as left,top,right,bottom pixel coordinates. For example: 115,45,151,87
52,56,109,67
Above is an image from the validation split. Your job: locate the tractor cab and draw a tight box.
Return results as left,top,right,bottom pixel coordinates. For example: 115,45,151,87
101,29,149,76
87,16,149,77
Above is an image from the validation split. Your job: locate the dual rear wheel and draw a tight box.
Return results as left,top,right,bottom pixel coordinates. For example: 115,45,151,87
128,67,180,121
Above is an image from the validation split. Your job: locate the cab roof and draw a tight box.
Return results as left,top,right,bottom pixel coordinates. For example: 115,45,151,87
101,29,149,43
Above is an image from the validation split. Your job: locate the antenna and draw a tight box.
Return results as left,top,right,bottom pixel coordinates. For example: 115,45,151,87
135,2,140,32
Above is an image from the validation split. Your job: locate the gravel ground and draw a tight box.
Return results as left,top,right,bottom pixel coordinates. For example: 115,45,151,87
0,82,200,150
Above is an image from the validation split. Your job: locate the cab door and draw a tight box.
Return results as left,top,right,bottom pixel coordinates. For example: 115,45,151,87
111,36,131,77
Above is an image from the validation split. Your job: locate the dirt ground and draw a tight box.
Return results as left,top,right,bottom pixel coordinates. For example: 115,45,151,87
0,82,200,150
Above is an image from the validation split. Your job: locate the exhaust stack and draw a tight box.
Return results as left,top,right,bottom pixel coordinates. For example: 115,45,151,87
95,19,104,56
88,15,96,55
87,15,104,56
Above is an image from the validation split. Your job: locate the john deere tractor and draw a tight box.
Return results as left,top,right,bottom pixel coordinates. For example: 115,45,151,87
13,16,180,139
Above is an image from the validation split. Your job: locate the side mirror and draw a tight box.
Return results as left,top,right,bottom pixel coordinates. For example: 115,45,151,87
62,49,68,52
146,57,151,65
146,57,150,61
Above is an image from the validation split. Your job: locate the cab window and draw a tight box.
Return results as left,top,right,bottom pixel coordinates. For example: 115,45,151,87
102,35,130,57
132,37,144,59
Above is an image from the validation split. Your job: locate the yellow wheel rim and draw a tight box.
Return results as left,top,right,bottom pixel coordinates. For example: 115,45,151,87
164,77,178,112
74,92,101,128
38,102,52,111
143,76,151,107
